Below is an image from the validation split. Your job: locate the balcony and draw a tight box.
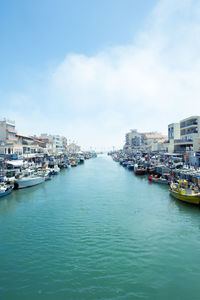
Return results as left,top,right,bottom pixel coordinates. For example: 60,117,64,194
180,120,198,128
6,129,17,134
174,149,187,154
174,139,193,145
6,138,18,142
181,129,198,135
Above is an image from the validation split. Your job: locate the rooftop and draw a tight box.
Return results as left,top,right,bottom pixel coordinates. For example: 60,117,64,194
180,116,200,123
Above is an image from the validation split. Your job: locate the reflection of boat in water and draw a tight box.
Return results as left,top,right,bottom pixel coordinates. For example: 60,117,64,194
0,183,13,198
169,180,200,205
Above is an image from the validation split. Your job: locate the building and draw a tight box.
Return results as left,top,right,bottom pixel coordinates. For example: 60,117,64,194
0,143,23,157
67,143,81,153
0,132,45,158
168,123,180,141
174,116,200,153
124,129,167,152
40,134,68,154
0,119,71,158
125,130,139,149
144,133,167,146
0,119,17,144
166,123,180,153
0,119,21,158
16,134,45,156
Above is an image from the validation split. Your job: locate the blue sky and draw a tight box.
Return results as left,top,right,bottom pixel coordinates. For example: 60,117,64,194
1,0,200,150
0,0,156,90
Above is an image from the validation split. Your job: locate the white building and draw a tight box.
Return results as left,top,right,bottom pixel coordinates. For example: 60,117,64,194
0,143,23,156
67,143,81,153
40,134,67,154
174,116,200,153
124,129,143,150
166,123,180,153
0,119,17,144
168,123,180,140
0,133,45,158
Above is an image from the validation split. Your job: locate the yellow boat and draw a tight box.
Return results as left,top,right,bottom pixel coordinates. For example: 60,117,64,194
169,180,200,205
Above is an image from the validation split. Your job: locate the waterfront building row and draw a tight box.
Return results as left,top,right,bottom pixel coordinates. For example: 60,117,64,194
124,129,167,152
124,116,200,167
167,116,200,153
0,118,80,159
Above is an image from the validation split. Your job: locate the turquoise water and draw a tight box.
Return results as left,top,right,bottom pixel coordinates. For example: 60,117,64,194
1,155,200,300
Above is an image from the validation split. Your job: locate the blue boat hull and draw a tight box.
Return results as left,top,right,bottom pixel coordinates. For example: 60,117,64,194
0,188,13,198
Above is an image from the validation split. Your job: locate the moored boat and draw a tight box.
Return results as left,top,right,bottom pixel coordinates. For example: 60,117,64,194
127,164,134,170
148,175,169,185
134,164,147,175
14,170,45,189
148,167,156,174
14,176,45,189
50,165,60,175
169,180,200,205
0,183,13,198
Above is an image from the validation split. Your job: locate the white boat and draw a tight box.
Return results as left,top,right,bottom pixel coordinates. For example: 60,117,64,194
54,165,60,173
50,165,60,175
14,170,45,189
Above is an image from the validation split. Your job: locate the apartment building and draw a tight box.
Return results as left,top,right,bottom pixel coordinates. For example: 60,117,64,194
40,134,67,153
166,123,180,153
174,116,200,153
0,119,17,143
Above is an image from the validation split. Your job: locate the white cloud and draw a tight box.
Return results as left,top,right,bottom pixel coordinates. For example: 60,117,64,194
3,0,200,150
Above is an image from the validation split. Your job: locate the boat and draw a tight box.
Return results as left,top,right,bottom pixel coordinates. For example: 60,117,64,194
63,163,71,168
169,180,200,205
148,175,169,185
14,170,45,189
50,165,60,175
148,166,156,174
38,170,52,181
71,158,78,167
127,164,134,170
134,164,147,175
79,157,85,164
0,183,13,198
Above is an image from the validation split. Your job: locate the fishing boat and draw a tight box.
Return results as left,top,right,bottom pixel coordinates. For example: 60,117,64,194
14,170,45,189
148,166,156,174
169,180,200,205
44,174,51,181
38,169,52,181
0,183,13,198
127,163,134,170
50,165,60,175
148,175,169,185
134,164,147,175
71,158,78,167
79,157,85,164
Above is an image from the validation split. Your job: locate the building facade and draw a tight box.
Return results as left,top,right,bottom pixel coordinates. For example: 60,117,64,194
166,123,180,153
174,116,200,153
40,134,68,154
0,119,17,144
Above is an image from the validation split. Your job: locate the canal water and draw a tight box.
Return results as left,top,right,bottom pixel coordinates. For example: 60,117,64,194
1,154,200,300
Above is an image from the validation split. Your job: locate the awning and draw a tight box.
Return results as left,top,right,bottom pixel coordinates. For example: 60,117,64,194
6,160,24,167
